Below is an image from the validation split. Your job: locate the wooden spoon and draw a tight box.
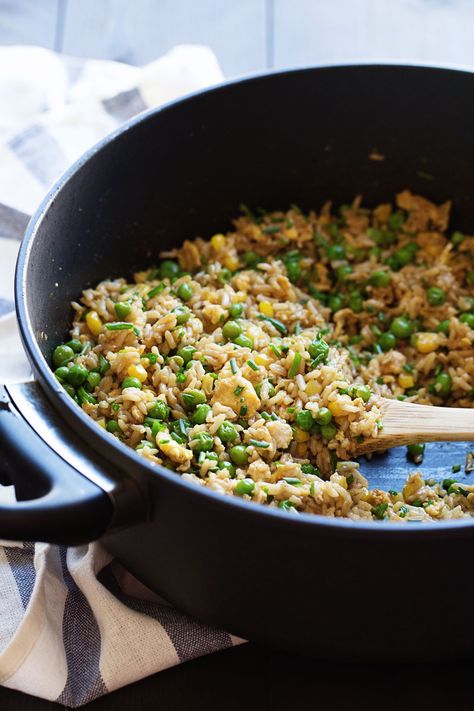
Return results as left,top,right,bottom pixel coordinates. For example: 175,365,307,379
356,398,474,454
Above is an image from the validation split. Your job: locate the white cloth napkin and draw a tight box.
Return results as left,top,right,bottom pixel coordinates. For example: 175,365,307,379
0,45,242,707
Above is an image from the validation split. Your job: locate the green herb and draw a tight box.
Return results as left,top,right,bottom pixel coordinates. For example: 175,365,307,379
371,502,389,520
233,385,244,396
452,464,461,474
229,357,238,374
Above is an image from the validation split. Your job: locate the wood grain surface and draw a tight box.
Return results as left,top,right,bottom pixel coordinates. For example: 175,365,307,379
1,642,474,710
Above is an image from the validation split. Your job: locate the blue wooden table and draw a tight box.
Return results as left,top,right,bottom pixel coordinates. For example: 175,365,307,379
1,0,474,77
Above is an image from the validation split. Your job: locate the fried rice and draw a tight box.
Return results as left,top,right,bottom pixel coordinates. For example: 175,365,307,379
50,190,474,522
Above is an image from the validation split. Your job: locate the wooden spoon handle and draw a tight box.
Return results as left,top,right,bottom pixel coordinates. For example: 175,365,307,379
356,398,474,454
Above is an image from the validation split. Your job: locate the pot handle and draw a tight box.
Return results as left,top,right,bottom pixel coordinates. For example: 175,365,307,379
0,385,114,545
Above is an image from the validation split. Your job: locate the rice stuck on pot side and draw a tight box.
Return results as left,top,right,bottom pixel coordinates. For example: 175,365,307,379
51,191,474,522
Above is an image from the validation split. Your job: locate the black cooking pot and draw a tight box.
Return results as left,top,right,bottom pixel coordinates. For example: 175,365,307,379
2,64,474,662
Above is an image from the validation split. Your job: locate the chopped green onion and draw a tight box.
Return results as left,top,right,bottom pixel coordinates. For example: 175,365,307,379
105,322,135,331
288,352,302,378
229,358,238,374
258,315,288,335
247,359,259,371
249,439,270,448
147,283,165,299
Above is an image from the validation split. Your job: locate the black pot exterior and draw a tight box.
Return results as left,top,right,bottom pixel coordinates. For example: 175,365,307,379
15,65,474,660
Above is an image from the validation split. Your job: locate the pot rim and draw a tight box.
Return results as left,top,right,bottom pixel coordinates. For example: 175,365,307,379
16,62,474,538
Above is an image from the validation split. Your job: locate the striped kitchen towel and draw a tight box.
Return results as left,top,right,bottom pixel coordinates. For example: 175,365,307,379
0,45,242,707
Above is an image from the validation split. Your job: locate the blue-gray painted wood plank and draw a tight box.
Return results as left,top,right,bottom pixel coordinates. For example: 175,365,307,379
61,0,267,76
273,0,474,69
0,0,58,49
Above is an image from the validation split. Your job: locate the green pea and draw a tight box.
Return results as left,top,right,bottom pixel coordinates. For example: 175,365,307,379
351,384,371,403
177,345,196,364
379,331,397,352
234,334,253,349
407,443,425,458
149,400,170,420
436,320,450,335
217,268,232,284
242,251,260,267
460,313,474,329
426,287,445,306
159,260,180,279
295,409,314,431
321,423,337,440
390,316,413,339
230,445,248,465
222,320,242,341
192,431,214,452
432,372,452,398
369,270,391,288
229,303,244,318
190,403,211,425
326,244,346,261
367,227,384,244
336,264,353,282
328,295,344,312
387,211,405,230
87,371,101,389
52,344,75,368
316,407,332,425
308,337,329,364
285,260,302,283
114,301,132,319
172,306,190,324
182,389,207,409
254,379,276,398
451,231,464,246
394,244,417,266
65,339,83,353
217,421,238,442
235,478,255,496
66,364,88,387
349,293,363,313
218,460,236,477
54,366,70,382
177,282,193,301
106,420,120,434
122,376,142,390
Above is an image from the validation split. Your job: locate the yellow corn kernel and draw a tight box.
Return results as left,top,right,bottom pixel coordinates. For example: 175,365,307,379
86,310,103,337
127,363,148,382
295,442,308,458
284,227,298,239
398,373,415,389
96,418,106,429
415,332,439,354
210,233,226,251
259,301,274,317
140,357,150,368
305,380,321,396
294,428,310,442
224,255,239,272
328,400,347,417
255,353,271,367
